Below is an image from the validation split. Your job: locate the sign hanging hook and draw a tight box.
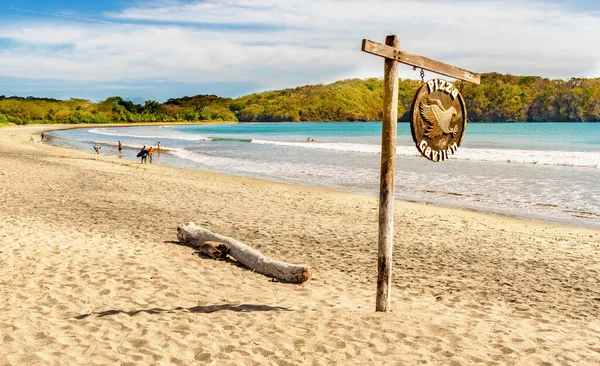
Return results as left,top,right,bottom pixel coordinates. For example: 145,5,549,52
412,66,425,83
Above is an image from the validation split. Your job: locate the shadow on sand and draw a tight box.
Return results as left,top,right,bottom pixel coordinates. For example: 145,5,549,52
75,303,291,319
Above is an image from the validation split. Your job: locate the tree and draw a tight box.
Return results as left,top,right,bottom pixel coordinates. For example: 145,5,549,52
143,100,163,115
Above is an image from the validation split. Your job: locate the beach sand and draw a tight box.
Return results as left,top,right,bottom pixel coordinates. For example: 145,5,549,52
1,124,599,365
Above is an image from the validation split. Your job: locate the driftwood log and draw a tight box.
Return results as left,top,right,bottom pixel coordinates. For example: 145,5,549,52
177,222,311,283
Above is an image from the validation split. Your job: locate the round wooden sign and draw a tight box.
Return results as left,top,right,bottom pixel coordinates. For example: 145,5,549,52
410,78,467,162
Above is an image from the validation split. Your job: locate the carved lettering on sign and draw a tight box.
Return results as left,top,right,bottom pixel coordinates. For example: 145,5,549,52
418,140,458,162
426,79,460,100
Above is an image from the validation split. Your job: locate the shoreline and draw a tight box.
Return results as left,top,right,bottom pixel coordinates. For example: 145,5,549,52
1,124,599,364
42,123,600,230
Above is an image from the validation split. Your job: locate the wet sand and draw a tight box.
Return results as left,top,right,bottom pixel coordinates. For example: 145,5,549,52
1,124,599,365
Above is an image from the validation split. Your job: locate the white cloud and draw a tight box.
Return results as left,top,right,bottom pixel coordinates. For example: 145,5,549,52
0,0,598,98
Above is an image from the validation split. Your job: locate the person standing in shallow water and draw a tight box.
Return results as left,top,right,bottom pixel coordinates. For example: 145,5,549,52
140,145,147,164
118,140,122,158
148,146,154,164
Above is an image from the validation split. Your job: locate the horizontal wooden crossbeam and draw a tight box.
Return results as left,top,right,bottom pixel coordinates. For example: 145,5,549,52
362,39,481,84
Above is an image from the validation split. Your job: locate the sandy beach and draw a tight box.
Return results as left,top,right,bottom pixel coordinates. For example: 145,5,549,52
1,124,599,365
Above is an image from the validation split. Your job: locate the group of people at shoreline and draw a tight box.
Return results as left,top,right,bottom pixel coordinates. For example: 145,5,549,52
91,140,161,164
138,141,161,164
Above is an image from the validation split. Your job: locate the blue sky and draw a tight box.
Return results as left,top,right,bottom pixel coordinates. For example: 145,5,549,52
1,0,599,102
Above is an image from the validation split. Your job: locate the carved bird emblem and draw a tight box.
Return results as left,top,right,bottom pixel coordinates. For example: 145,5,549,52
419,98,459,138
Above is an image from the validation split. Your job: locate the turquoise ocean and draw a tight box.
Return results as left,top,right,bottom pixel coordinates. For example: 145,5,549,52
47,122,600,229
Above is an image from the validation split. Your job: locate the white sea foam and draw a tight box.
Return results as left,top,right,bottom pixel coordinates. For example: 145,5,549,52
88,128,211,141
170,148,239,167
251,139,600,168
457,147,600,168
170,148,305,175
251,139,384,154
170,148,375,183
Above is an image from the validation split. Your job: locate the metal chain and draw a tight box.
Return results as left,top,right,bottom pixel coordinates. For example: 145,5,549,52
413,66,425,84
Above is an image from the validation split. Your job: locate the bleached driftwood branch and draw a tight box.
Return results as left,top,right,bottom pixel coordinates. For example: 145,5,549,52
177,222,311,283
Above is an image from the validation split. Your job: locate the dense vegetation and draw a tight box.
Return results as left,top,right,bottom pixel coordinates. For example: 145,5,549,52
1,73,599,125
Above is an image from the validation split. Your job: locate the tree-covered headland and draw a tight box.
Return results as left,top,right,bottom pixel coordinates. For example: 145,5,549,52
1,73,599,126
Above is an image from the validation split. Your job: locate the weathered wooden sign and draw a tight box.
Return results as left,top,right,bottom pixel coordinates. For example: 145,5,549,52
361,35,480,312
410,78,467,162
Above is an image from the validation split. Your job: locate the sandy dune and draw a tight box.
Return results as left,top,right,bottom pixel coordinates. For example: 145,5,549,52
1,124,599,365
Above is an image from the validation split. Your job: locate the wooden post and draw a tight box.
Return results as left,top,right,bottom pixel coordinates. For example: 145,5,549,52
376,35,399,312
362,36,479,312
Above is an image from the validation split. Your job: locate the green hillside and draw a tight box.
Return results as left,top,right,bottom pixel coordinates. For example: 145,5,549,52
1,73,599,125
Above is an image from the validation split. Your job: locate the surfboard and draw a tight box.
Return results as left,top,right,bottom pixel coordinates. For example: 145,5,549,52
137,150,148,157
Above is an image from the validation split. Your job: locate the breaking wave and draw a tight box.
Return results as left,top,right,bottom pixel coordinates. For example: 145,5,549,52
251,139,600,168
88,128,211,141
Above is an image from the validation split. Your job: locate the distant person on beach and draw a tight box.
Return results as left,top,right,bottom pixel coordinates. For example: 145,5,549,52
40,133,44,142
148,146,154,164
94,146,101,154
307,137,311,142
157,142,161,152
30,134,34,143
118,140,122,158
140,145,147,164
